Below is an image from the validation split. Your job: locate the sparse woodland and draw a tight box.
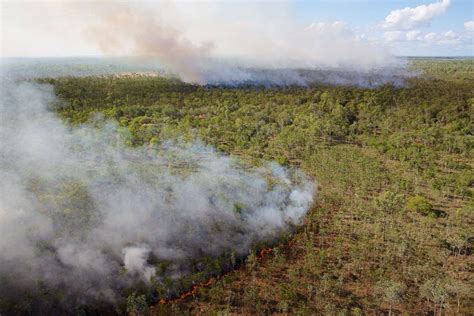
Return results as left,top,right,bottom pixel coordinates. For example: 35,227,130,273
37,59,473,314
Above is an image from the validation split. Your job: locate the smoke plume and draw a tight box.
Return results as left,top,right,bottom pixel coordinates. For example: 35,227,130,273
82,2,407,86
0,64,315,313
84,3,212,83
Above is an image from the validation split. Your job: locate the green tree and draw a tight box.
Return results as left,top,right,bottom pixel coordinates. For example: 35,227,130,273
126,292,148,315
420,279,451,316
376,280,406,316
406,195,435,217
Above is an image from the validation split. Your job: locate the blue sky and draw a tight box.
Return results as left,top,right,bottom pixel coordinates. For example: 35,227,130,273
296,0,471,27
295,0,473,56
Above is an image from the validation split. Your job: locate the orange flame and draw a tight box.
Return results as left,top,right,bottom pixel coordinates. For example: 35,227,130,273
258,247,273,259
158,277,216,305
158,247,274,305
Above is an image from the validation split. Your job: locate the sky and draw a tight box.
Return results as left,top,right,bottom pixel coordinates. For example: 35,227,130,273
1,0,473,58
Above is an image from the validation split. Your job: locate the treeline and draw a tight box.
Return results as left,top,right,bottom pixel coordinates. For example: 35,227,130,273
39,60,473,314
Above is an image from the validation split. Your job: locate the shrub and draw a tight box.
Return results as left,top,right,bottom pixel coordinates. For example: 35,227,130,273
126,292,148,315
375,191,405,215
406,195,435,216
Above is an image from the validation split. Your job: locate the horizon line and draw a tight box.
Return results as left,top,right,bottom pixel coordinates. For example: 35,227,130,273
1,55,473,59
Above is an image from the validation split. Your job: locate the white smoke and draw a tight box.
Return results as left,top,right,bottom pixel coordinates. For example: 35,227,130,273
0,63,315,312
82,2,405,85
1,1,409,86
123,246,156,283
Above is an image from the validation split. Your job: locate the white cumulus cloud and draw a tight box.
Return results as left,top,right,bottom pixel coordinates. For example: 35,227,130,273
384,31,404,42
406,30,422,41
424,32,438,41
464,20,474,32
422,30,461,45
383,0,451,30
384,28,467,49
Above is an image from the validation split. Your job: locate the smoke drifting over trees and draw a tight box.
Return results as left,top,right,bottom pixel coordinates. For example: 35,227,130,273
0,66,314,312
83,2,405,85
3,1,408,86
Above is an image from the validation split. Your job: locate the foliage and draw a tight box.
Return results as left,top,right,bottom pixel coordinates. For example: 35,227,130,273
126,292,148,315
375,191,405,215
29,59,474,314
406,195,435,216
376,280,406,315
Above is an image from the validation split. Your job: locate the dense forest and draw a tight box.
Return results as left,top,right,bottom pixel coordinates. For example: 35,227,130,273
36,59,473,314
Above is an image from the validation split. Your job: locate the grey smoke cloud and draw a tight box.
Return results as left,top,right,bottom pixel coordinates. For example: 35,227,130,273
1,1,411,87
80,2,406,86
0,64,315,312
